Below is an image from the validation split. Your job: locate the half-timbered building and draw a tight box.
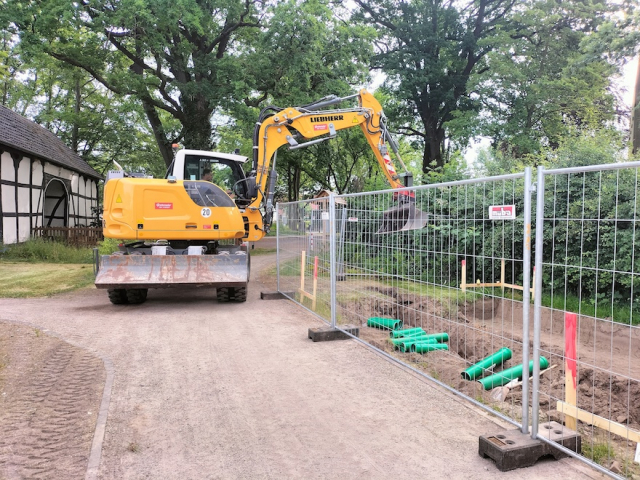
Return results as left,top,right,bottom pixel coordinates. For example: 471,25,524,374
0,105,102,244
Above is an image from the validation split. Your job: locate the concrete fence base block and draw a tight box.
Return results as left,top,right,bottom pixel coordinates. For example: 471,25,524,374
308,325,359,342
479,422,581,472
260,291,294,300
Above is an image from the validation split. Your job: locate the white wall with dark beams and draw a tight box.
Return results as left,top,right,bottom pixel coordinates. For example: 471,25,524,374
0,148,99,244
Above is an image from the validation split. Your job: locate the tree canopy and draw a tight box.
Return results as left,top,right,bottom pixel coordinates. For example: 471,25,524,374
1,0,639,195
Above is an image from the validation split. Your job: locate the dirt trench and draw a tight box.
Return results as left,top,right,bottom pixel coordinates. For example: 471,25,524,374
339,287,640,434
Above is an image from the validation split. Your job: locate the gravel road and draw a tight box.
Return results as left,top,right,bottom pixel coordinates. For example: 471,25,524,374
0,253,602,479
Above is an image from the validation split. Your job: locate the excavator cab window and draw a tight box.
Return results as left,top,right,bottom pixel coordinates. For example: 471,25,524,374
184,154,247,198
183,181,235,208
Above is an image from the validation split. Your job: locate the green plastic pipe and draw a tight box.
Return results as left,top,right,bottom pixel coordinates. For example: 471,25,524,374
412,343,449,353
390,327,425,338
422,332,449,343
462,347,513,381
367,317,402,331
478,357,550,390
400,337,438,352
389,333,428,347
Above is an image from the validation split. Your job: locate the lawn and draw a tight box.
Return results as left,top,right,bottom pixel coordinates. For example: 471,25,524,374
0,263,95,298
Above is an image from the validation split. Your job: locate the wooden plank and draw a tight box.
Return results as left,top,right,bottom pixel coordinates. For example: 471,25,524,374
556,401,640,443
462,282,503,288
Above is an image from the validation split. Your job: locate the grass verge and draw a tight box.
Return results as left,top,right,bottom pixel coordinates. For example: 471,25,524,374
0,263,95,298
0,238,122,264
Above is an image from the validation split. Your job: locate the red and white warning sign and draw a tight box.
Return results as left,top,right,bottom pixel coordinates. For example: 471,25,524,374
314,124,328,131
488,205,516,220
155,202,173,210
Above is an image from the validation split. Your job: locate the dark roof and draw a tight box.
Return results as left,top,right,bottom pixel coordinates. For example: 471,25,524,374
0,105,102,180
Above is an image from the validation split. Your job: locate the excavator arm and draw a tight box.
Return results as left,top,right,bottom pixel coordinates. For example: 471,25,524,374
240,89,426,239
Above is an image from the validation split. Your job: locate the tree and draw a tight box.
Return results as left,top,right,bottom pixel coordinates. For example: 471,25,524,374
7,0,267,167
633,58,640,154
472,0,638,159
217,0,376,201
0,28,168,177
353,0,519,173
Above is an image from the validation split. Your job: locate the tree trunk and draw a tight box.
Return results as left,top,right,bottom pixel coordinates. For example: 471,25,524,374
632,57,640,155
181,94,214,151
421,115,446,172
72,76,80,153
291,164,301,201
141,100,174,168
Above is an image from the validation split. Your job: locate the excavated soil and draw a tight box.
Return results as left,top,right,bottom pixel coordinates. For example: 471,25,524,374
339,287,640,436
0,323,105,479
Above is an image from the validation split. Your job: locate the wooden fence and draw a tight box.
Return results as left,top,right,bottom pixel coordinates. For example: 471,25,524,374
32,227,104,248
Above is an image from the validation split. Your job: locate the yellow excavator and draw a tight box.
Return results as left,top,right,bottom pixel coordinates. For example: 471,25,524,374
95,89,427,304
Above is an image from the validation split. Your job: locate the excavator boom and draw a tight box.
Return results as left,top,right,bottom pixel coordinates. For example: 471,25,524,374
244,89,426,235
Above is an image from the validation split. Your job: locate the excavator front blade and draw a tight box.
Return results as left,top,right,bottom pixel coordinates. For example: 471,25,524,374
377,202,429,234
95,253,249,289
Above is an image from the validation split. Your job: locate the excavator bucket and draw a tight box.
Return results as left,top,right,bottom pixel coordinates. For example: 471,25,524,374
94,253,249,289
377,201,429,234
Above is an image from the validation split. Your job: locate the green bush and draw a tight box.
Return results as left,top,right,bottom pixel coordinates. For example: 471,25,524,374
97,237,123,255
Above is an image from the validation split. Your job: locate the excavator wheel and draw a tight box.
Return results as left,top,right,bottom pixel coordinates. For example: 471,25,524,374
217,287,230,303
107,289,128,305
126,288,148,305
231,286,247,302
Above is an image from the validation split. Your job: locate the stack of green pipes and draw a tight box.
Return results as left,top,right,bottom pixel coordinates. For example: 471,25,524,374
387,327,449,353
460,347,550,390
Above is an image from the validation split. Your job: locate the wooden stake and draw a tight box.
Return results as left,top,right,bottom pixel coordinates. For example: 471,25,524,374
298,251,318,311
564,312,578,430
312,256,318,310
461,260,466,292
300,250,306,292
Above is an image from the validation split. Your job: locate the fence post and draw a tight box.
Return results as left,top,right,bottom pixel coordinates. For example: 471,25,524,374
531,166,546,439
329,193,337,329
521,166,532,434
276,202,280,293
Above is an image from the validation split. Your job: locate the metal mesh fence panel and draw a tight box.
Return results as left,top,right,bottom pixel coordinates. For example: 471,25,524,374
532,163,640,479
319,174,531,427
276,198,337,321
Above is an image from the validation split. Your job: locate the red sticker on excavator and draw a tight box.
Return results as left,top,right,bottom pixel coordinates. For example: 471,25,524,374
314,124,328,131
155,202,173,209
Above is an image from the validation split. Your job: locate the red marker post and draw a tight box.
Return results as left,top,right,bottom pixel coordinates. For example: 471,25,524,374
564,312,578,430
